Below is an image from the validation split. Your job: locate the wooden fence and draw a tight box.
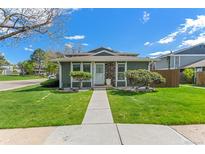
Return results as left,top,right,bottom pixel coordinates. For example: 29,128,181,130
196,72,205,86
152,69,180,87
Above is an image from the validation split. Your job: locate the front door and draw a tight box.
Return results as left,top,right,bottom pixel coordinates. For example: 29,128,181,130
95,63,105,85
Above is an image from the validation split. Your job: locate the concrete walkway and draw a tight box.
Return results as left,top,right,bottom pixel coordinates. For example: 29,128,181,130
0,79,46,91
82,90,113,124
0,89,195,145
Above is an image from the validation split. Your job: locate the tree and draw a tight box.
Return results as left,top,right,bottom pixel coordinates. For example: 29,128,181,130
183,68,194,83
70,71,92,89
0,9,73,41
18,60,35,75
46,62,58,75
44,51,63,75
64,42,87,54
30,48,46,75
0,53,9,66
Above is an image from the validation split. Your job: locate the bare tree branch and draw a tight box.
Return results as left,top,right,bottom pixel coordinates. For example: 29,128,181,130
0,8,70,41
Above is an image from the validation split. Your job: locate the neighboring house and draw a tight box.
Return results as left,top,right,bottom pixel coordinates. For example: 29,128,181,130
54,47,152,88
155,43,205,71
1,65,13,75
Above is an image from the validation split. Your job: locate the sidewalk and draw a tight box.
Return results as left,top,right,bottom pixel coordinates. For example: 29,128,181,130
0,79,46,91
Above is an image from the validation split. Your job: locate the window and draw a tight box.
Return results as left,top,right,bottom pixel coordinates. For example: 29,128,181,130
72,63,80,71
83,63,91,72
117,63,125,81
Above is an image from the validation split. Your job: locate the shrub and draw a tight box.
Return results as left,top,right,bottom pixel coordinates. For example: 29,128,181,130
125,69,166,89
183,68,194,83
40,79,59,87
151,72,166,86
70,71,92,89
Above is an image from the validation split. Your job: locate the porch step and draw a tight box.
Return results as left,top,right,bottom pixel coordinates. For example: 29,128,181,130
92,85,112,90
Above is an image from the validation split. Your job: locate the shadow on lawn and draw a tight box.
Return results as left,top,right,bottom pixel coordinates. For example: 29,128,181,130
15,86,56,93
15,86,78,95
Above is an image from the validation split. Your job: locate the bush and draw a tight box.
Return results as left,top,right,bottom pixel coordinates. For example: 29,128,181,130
40,79,59,87
126,69,165,89
151,72,166,85
183,68,194,83
70,71,92,89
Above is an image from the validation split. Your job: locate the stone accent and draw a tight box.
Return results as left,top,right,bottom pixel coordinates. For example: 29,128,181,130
105,62,116,86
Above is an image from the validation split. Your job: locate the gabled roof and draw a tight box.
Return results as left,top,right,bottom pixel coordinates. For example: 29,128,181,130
65,47,139,57
157,43,205,58
184,58,205,68
174,43,205,55
88,47,118,53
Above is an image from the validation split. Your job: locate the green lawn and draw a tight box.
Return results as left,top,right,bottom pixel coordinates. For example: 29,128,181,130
0,75,44,81
107,86,205,125
0,85,92,128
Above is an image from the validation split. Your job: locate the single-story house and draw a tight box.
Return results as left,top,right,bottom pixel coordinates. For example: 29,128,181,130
184,59,205,72
53,47,153,88
154,43,205,70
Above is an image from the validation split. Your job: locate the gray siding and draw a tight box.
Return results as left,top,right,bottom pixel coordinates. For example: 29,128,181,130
127,61,149,70
61,62,71,88
155,57,169,70
179,56,205,68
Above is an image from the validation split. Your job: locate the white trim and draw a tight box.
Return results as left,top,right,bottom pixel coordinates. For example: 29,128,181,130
148,62,150,71
115,62,118,87
92,50,116,56
125,62,127,87
94,63,105,85
70,62,73,88
91,62,94,87
171,54,205,56
93,62,95,85
117,63,126,82
59,62,62,88
174,56,176,69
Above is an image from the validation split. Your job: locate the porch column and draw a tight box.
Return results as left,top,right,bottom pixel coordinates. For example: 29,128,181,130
125,61,127,87
91,62,94,87
59,62,62,89
115,61,118,87
70,62,73,88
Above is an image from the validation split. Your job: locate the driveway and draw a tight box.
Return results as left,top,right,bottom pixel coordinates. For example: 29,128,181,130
0,89,195,145
0,79,46,91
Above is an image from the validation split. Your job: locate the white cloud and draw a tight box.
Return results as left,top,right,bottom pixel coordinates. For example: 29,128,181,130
24,45,33,51
158,32,179,44
65,43,73,49
64,35,85,40
149,50,171,58
82,43,88,46
180,33,205,47
144,41,152,46
181,15,205,34
142,11,150,23
157,15,205,45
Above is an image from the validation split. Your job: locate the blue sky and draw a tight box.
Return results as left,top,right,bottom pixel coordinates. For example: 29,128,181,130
1,8,205,64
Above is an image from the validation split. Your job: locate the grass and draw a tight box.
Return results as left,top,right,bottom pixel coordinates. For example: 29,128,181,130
107,86,205,125
0,85,92,128
0,75,44,81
